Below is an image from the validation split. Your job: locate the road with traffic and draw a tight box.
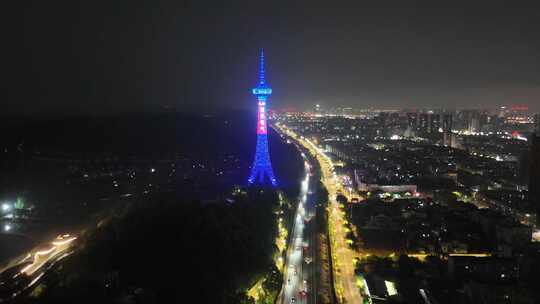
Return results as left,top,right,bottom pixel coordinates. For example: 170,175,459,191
0,234,77,301
279,150,320,304
276,123,365,304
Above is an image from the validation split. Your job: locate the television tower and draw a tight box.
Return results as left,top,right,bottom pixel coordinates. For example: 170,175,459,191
248,49,277,186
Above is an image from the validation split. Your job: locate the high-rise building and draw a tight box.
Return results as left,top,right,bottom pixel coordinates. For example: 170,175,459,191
407,113,418,130
479,112,489,130
430,114,441,133
469,117,480,132
499,106,508,118
505,105,530,125
442,114,453,146
314,104,321,114
457,109,481,132
464,110,482,132
376,112,390,137
342,107,353,116
419,113,429,135
377,112,389,126
442,114,453,132
389,112,400,125
248,50,277,186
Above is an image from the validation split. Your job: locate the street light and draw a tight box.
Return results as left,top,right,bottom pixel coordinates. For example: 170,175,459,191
1,203,11,212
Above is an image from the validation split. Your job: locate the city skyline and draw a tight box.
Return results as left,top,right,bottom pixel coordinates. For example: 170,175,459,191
2,2,540,303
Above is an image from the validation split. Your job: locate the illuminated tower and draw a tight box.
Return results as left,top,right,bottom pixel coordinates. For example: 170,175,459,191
248,49,277,186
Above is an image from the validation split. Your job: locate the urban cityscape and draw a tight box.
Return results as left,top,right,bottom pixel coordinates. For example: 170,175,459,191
2,2,540,304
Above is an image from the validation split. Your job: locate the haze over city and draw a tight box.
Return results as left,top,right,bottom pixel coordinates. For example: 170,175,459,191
1,2,540,304
7,1,540,116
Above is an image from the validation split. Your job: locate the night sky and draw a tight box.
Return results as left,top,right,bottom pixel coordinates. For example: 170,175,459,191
8,1,540,115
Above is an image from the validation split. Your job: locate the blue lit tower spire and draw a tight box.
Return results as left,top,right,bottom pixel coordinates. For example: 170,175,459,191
248,49,277,186
259,49,266,85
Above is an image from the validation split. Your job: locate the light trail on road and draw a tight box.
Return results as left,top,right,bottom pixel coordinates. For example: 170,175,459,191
0,233,78,302
279,155,317,304
20,234,77,276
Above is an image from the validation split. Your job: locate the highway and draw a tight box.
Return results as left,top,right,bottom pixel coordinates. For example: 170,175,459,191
276,123,365,304
19,234,77,277
280,157,318,304
0,234,77,301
